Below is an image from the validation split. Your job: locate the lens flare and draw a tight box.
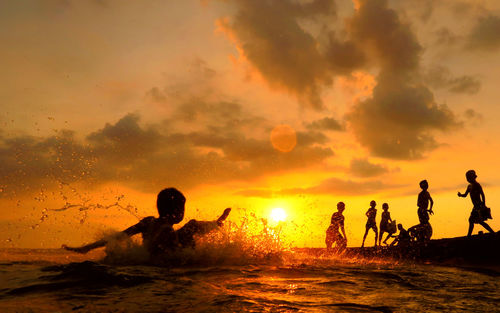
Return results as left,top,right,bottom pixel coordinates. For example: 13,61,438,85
270,208,287,223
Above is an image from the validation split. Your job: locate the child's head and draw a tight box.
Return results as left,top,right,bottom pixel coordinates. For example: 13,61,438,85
466,170,477,183
370,200,376,208
398,223,403,231
382,203,389,211
337,201,345,212
419,180,428,190
157,188,185,224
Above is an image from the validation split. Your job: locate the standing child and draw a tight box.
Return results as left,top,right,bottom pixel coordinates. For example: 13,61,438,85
379,203,394,245
417,180,434,225
361,200,378,248
458,170,494,236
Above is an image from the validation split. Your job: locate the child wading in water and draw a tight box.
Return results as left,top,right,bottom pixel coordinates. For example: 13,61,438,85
325,202,348,253
378,203,394,245
417,180,434,225
63,188,231,256
361,200,378,248
458,170,494,236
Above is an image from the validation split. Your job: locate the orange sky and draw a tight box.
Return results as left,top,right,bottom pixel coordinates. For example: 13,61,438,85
1,0,500,248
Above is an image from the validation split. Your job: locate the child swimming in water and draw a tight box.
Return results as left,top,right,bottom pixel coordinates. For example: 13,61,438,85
63,188,231,256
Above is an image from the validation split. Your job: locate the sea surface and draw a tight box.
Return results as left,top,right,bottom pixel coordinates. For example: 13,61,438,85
1,246,499,313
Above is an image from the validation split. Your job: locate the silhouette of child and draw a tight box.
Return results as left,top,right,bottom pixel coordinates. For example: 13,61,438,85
325,202,347,252
458,170,494,236
390,224,411,247
63,188,231,255
417,180,434,225
379,203,394,245
361,200,378,248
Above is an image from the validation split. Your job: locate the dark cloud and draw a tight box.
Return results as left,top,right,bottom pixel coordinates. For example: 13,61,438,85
146,87,167,103
305,116,344,132
466,14,500,51
425,66,481,95
0,130,92,196
218,0,343,109
0,100,334,196
346,0,461,159
433,28,459,47
448,76,481,94
218,0,466,159
464,108,483,126
324,33,367,75
349,158,389,178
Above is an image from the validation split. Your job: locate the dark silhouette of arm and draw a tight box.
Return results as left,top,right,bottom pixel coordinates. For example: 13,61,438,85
62,221,143,254
340,224,347,242
428,194,434,215
458,186,470,197
479,185,486,206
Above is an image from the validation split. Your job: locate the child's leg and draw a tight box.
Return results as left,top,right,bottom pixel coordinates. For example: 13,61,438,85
467,222,474,237
362,228,369,247
383,233,391,244
479,222,494,233
374,227,378,246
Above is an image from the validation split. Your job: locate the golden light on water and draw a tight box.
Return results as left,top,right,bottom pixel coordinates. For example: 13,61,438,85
270,207,287,223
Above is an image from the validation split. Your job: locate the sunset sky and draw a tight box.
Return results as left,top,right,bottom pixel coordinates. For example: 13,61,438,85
1,0,500,248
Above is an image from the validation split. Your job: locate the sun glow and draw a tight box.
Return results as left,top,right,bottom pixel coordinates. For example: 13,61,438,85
270,207,287,223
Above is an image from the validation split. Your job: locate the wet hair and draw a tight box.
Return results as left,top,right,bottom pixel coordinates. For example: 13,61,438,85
466,170,477,181
370,200,376,207
382,203,389,210
419,180,428,189
156,188,185,223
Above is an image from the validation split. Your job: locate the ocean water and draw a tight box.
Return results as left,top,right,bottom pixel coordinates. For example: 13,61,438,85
1,246,499,313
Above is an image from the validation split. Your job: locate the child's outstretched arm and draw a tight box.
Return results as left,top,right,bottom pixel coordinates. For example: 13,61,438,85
176,208,231,247
62,239,107,254
62,222,143,254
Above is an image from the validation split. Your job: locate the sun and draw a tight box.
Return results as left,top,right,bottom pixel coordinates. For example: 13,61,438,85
270,208,287,223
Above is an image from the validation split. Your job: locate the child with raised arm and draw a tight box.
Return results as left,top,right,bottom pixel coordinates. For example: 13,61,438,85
361,200,378,248
458,170,494,236
63,188,231,256
417,180,434,225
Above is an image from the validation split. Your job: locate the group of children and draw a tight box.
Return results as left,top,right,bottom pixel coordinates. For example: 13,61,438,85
63,170,495,257
326,170,496,250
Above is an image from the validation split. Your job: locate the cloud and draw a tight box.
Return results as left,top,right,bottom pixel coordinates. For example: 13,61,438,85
216,0,342,109
433,28,459,47
346,0,461,159
0,100,334,196
305,116,344,131
466,14,500,51
463,108,483,126
0,130,92,195
216,0,468,159
349,158,389,178
281,177,399,196
425,66,481,95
